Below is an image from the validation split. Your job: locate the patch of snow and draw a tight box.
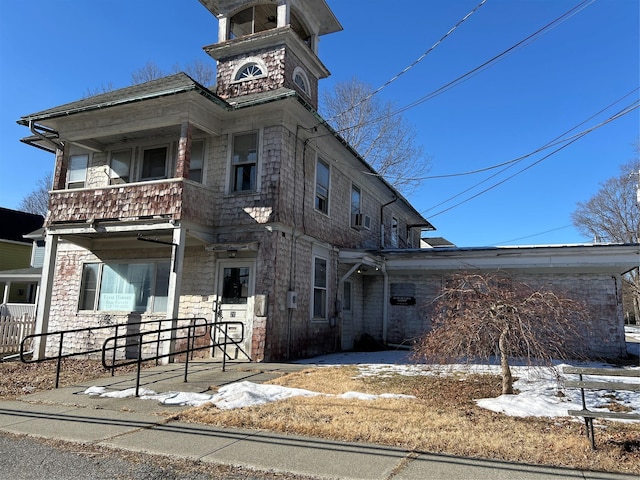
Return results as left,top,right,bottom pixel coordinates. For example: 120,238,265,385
80,350,639,420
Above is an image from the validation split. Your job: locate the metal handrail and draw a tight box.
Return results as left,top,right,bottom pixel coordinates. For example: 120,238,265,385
211,321,252,371
102,317,210,395
20,318,193,388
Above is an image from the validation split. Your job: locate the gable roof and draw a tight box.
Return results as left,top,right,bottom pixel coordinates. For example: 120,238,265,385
0,207,44,244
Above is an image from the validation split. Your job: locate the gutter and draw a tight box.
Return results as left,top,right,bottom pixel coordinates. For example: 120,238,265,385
19,80,230,125
29,121,63,151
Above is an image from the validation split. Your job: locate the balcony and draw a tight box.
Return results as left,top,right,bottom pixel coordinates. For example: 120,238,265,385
47,179,215,227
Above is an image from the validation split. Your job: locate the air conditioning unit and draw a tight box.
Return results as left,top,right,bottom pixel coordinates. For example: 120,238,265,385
351,213,371,230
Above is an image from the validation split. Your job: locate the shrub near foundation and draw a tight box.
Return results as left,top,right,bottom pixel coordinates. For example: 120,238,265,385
178,367,640,475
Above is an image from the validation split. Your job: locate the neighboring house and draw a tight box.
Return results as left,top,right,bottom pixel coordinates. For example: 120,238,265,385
15,0,638,362
0,207,44,306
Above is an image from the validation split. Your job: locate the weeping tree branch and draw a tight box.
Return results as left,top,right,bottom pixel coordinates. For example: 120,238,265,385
412,271,590,395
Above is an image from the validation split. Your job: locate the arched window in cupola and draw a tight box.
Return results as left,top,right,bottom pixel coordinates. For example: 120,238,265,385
293,67,310,95
233,58,268,82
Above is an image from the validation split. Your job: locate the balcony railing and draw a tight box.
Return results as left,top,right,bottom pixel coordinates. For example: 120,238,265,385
47,179,215,226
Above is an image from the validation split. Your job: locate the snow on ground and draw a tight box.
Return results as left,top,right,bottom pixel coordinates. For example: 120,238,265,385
82,334,640,419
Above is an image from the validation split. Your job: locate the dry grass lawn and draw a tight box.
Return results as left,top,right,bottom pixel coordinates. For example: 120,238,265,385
2,359,638,474
177,366,640,475
0,359,150,399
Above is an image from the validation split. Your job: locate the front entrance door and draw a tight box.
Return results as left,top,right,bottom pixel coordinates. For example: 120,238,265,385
215,261,254,359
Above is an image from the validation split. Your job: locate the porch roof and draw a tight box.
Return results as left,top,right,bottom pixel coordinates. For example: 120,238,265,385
0,267,42,282
341,243,640,275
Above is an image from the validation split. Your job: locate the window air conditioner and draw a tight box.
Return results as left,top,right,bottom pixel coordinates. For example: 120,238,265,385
351,213,371,230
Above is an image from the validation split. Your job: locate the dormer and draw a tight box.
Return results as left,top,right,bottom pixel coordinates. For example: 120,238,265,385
199,0,342,109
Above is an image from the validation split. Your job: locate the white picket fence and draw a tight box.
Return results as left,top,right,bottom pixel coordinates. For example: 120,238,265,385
0,305,36,355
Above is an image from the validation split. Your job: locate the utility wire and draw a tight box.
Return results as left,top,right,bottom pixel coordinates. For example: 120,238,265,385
325,0,489,126
422,100,639,218
400,88,640,182
494,225,573,246
334,0,594,136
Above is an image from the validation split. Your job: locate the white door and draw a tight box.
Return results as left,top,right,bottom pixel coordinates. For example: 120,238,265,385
215,261,253,359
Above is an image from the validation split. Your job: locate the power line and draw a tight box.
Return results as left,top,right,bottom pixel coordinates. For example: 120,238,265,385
494,225,574,246
405,88,639,182
325,0,489,126
334,0,595,136
421,100,639,218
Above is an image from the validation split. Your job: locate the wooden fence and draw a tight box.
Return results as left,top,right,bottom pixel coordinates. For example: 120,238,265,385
0,313,36,355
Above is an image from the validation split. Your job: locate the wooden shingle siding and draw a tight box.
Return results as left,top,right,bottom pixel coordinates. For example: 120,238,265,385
46,180,215,226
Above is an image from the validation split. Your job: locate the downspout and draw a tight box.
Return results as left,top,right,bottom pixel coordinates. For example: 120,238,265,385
382,263,389,345
287,126,315,359
379,195,398,249
29,121,64,151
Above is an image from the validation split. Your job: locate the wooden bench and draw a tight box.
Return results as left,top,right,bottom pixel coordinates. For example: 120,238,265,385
563,366,640,449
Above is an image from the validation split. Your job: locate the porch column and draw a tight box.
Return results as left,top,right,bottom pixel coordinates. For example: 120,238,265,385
167,225,185,319
33,233,58,360
2,282,9,304
164,225,185,361
176,122,192,179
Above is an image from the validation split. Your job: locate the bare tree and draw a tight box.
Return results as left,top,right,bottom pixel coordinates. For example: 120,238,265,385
321,77,430,194
572,149,640,323
84,82,115,98
132,60,215,86
180,59,215,87
131,61,165,84
18,172,52,218
412,271,589,395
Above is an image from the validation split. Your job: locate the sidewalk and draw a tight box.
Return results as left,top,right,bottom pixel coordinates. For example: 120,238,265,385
0,360,634,480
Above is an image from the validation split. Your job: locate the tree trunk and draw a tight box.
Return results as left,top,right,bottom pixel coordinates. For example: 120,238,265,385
499,329,513,394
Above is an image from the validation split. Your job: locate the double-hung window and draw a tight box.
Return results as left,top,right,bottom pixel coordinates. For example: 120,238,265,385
312,256,327,320
141,146,168,181
189,140,205,183
110,149,132,184
315,158,330,214
79,261,170,313
351,185,361,216
231,132,258,192
67,154,88,189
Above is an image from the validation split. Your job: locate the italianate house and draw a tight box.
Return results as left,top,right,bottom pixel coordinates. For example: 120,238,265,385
17,0,638,362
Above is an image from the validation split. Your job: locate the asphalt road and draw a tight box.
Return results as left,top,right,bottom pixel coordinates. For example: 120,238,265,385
0,432,320,480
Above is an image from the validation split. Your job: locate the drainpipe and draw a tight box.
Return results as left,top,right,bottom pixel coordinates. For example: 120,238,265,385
382,263,389,345
379,196,398,249
29,121,64,151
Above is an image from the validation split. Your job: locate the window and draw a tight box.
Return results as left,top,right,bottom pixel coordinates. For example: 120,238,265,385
235,63,264,80
313,257,327,320
232,58,268,83
391,217,399,248
231,132,258,192
293,67,309,94
315,158,330,214
189,140,204,183
79,261,170,313
67,154,88,189
351,184,361,216
110,149,132,184
141,146,168,181
222,267,250,304
230,5,277,38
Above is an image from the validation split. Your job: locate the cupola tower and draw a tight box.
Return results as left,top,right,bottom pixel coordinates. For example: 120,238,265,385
198,0,342,109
